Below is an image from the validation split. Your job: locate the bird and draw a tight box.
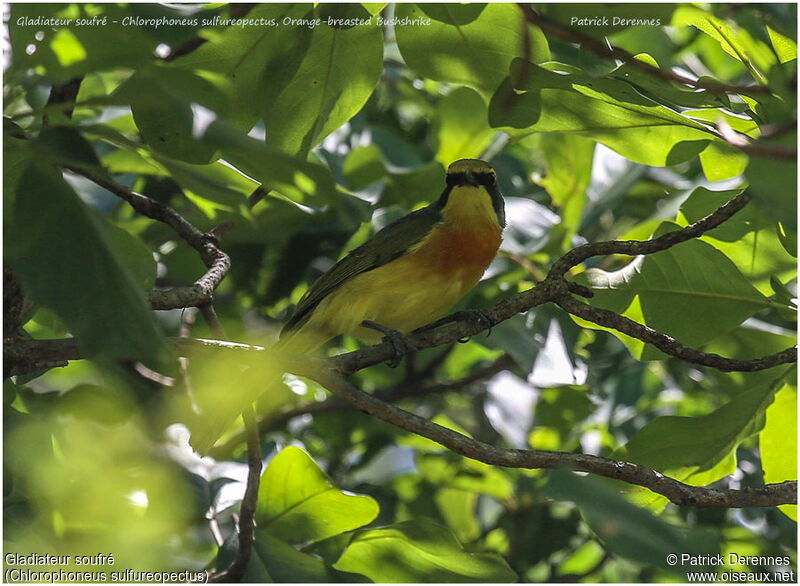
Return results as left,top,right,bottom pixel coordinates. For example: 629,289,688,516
278,158,505,359
190,159,504,455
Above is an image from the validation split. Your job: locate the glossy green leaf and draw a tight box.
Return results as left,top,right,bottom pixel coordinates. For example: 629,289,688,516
102,221,157,290
544,469,720,573
608,56,732,110
333,519,517,582
577,218,772,360
206,125,339,206
395,3,550,97
260,4,383,155
760,381,798,521
7,163,167,366
614,374,786,509
257,446,379,544
433,87,495,165
489,61,717,166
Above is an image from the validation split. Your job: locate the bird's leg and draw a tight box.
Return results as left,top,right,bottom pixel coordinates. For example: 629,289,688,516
361,320,417,368
415,309,496,342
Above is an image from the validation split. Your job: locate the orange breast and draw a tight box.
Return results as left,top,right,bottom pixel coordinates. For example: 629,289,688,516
411,222,502,280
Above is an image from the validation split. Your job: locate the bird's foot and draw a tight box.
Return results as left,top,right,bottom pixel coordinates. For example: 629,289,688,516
361,320,417,368
455,309,496,343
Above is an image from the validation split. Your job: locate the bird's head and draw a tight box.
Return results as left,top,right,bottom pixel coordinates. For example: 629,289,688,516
442,158,505,227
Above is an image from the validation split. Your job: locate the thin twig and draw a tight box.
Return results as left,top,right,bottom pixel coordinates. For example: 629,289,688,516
716,118,797,161
557,296,798,372
65,166,231,310
196,305,261,582
210,405,261,582
548,190,753,278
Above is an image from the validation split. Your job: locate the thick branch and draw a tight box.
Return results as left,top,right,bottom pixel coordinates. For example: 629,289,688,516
518,4,770,96
65,166,231,310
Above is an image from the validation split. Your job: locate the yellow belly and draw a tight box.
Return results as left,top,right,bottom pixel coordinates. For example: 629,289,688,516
290,221,502,350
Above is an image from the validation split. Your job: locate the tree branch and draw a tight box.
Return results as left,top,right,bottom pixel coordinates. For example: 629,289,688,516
207,353,517,460
517,4,770,96
5,336,795,507
548,190,752,278
288,356,797,509
196,304,261,582
65,166,231,310
557,296,797,372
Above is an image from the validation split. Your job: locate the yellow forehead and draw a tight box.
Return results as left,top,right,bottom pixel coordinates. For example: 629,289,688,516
447,159,495,175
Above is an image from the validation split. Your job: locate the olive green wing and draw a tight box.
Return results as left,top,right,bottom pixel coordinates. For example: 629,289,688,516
280,205,441,337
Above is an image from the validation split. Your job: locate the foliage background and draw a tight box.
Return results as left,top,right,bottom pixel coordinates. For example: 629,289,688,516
3,2,797,582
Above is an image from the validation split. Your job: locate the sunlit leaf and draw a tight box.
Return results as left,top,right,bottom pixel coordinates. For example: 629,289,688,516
257,446,379,544
333,519,517,582
760,381,798,521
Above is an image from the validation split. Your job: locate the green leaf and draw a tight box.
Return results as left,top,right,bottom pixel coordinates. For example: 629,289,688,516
489,61,717,167
333,519,517,582
381,161,446,208
433,87,495,165
259,4,383,155
543,469,720,573
257,446,379,544
760,381,798,521
577,218,772,360
172,4,313,131
343,145,386,190
677,187,797,296
608,56,732,111
745,131,798,233
395,3,550,97
7,4,199,84
527,133,594,244
117,66,231,164
205,124,339,206
251,531,333,582
361,3,387,16
614,374,786,509
102,221,157,290
672,6,775,83
767,25,798,64
682,109,758,182
6,163,167,367
435,488,481,543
